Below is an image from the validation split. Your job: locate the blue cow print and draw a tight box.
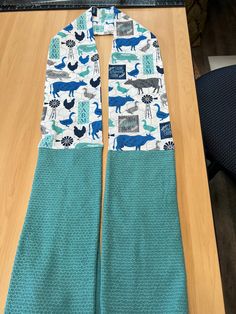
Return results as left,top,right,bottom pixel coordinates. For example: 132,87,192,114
113,134,155,151
115,35,147,51
50,81,87,97
109,95,134,113
89,120,102,139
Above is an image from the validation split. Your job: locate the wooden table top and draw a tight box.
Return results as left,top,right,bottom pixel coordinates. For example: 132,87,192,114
0,7,225,313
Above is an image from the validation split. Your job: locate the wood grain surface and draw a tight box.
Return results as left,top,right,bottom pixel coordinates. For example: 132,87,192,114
0,8,225,313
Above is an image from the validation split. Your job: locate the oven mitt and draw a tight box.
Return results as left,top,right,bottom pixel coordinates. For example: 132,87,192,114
100,150,188,313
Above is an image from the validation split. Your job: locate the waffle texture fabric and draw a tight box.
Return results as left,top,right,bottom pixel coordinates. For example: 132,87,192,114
101,150,188,313
5,147,102,313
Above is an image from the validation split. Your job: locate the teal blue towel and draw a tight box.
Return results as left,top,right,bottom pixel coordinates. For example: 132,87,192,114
101,150,188,313
5,147,188,313
5,147,102,313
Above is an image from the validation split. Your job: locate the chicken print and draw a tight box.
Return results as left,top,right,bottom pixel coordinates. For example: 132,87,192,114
74,126,86,139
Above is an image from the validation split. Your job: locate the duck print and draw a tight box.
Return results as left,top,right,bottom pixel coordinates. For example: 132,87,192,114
51,120,65,134
47,60,56,66
68,61,78,72
60,112,75,127
116,82,128,94
151,140,161,150
79,66,90,78
140,40,151,52
136,23,146,34
63,98,75,111
142,119,157,133
83,88,95,100
128,63,140,78
154,104,169,120
79,54,89,65
126,101,139,114
74,125,86,139
54,57,67,70
93,102,102,117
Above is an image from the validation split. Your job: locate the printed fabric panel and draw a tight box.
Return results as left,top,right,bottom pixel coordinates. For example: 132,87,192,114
108,8,173,151
39,8,104,149
39,6,174,151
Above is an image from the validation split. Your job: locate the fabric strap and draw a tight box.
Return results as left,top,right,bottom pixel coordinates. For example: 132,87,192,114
40,6,174,151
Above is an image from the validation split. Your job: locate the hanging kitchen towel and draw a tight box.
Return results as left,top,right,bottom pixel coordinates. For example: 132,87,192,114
99,7,189,314
5,6,188,313
4,8,104,314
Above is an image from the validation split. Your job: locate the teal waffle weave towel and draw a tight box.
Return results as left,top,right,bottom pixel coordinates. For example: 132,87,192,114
5,147,102,313
101,150,188,313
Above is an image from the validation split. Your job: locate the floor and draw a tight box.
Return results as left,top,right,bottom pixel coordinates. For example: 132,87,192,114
192,0,236,75
192,0,236,313
210,172,236,314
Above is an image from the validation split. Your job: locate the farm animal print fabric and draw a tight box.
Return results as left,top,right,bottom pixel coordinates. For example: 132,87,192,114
40,6,174,151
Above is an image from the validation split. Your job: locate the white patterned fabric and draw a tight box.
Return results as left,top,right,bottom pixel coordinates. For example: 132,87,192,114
40,6,174,151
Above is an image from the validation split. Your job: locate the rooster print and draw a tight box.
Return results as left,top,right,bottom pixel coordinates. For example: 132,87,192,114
39,6,173,150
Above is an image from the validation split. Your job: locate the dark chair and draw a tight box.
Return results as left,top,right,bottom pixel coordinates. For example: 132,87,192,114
196,65,236,180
